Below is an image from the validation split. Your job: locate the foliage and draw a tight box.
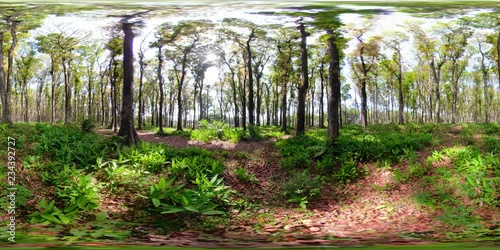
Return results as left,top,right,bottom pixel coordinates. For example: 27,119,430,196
80,118,96,133
31,124,119,169
233,167,258,183
332,157,360,184
191,119,259,143
42,164,101,214
149,174,233,215
282,170,323,208
30,198,79,225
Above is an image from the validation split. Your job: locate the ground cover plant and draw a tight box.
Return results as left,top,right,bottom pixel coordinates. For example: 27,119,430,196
2,122,500,249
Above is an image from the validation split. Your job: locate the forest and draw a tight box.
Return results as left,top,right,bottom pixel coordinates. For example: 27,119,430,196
1,0,500,249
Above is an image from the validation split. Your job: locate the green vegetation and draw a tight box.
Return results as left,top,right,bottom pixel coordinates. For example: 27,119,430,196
2,122,500,245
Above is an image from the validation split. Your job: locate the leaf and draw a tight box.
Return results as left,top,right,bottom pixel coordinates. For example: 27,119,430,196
201,210,225,215
152,198,161,207
70,228,88,237
40,214,63,224
57,214,71,224
160,207,186,214
184,205,200,213
96,211,107,222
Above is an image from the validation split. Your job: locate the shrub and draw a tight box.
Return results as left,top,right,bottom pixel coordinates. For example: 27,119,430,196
81,119,96,133
149,175,234,215
283,170,323,208
332,157,360,184
234,167,258,183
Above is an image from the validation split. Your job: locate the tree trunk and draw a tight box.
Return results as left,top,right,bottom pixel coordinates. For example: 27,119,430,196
2,20,18,124
327,30,341,141
117,22,139,146
177,52,189,131
246,30,255,127
319,58,325,127
397,51,404,125
51,61,57,125
497,32,500,90
157,45,165,133
0,32,5,123
138,50,145,130
296,23,310,136
62,58,72,125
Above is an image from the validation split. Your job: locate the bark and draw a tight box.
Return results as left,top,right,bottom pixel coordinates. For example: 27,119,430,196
430,60,444,123
157,45,165,133
2,20,18,124
319,57,325,127
327,30,341,141
246,29,256,126
117,22,139,146
62,57,72,125
396,50,404,125
296,23,310,136
87,63,93,119
497,32,500,90
176,50,189,131
50,59,57,125
36,77,44,122
138,49,145,130
0,32,4,123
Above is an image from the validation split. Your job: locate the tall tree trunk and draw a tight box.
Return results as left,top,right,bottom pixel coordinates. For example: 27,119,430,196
296,22,310,136
177,52,189,131
87,64,93,120
431,60,443,123
50,62,57,125
117,22,138,146
246,29,256,127
230,71,239,127
327,30,341,141
138,50,145,130
62,58,72,125
2,21,18,124
100,72,106,126
497,32,500,90
319,58,325,127
0,32,4,123
397,51,404,125
36,77,44,122
157,45,165,133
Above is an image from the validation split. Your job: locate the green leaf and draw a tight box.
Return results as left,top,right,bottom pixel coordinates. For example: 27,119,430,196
160,207,186,214
57,214,71,224
152,198,161,207
96,211,107,222
40,214,62,224
70,228,88,237
201,210,225,215
184,205,200,213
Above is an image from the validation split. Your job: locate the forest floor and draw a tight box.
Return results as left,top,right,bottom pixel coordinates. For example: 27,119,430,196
110,128,499,248
4,124,500,249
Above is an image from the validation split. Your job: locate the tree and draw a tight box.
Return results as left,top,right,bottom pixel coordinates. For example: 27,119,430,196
165,20,213,131
349,30,380,129
15,47,41,122
384,31,408,125
117,19,140,146
296,21,311,136
0,7,45,124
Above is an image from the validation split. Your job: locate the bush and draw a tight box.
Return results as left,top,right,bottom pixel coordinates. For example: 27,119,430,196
81,119,95,133
282,170,323,208
149,174,234,216
332,157,360,184
234,167,257,183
